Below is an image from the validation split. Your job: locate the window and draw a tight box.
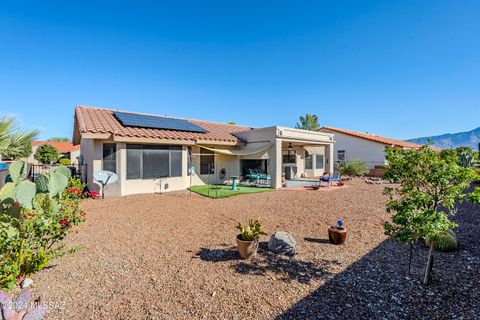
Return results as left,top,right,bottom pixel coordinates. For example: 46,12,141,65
200,148,215,175
126,144,183,180
305,151,313,169
337,150,346,162
316,154,324,169
282,154,296,164
103,144,116,173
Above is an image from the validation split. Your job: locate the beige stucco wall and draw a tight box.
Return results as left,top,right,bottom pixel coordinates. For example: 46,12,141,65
79,126,335,196
319,130,387,168
189,146,240,187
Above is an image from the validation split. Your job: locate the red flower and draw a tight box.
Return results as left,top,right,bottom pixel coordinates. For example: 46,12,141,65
59,219,70,226
89,191,100,199
68,187,83,196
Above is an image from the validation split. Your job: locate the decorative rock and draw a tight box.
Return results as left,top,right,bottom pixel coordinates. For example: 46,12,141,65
268,232,297,256
20,278,33,289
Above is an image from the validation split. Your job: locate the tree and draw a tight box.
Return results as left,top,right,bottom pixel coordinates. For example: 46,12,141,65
227,122,237,125
47,136,71,142
383,146,479,284
295,114,319,131
34,144,59,164
0,116,39,160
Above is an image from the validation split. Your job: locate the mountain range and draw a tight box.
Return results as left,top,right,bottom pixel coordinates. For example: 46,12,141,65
407,127,480,150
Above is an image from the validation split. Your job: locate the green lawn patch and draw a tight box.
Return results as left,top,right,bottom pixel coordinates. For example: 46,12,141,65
188,184,274,199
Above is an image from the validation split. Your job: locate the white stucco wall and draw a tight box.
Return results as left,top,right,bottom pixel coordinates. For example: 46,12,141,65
320,131,387,168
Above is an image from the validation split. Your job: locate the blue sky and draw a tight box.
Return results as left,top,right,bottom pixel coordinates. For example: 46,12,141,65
0,1,479,140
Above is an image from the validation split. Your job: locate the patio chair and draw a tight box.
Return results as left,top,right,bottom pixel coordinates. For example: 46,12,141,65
319,172,342,187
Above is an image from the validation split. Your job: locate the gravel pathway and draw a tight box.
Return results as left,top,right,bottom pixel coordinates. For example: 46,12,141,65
29,180,479,319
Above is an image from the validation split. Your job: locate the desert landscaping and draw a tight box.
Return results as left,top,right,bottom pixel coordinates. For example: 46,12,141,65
24,180,478,320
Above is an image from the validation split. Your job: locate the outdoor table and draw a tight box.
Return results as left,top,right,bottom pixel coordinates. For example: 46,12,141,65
230,176,238,191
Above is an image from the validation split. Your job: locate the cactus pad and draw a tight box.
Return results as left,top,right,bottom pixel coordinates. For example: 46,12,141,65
8,160,27,184
35,174,50,193
0,182,16,202
15,181,36,209
48,171,68,196
51,166,72,180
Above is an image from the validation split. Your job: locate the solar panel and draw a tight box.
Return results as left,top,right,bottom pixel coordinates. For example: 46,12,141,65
113,111,207,133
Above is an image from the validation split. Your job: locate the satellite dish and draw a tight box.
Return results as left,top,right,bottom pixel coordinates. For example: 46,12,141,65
93,170,118,199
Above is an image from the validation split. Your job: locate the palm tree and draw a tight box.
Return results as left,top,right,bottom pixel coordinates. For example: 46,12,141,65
0,116,39,160
295,114,320,131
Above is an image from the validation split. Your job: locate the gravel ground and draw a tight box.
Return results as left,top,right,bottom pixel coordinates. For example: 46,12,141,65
29,180,479,320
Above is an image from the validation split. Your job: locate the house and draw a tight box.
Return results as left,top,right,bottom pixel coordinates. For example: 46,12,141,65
318,126,425,169
29,141,81,164
73,106,335,196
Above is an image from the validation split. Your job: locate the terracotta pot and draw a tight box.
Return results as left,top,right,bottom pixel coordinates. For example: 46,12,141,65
236,236,258,259
328,226,347,245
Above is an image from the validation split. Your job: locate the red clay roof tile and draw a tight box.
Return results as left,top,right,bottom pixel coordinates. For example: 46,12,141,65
319,126,427,149
32,141,80,153
74,105,252,144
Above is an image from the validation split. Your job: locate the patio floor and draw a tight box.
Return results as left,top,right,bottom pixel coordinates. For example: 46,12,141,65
30,180,479,319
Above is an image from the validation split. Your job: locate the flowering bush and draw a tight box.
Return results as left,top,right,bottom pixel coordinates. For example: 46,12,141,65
0,161,86,290
88,191,100,199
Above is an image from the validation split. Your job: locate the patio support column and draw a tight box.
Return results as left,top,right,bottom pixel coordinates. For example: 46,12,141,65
271,138,283,189
117,142,127,196
326,143,334,174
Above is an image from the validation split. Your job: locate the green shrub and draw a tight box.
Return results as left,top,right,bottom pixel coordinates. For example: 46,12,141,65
34,144,59,164
0,160,86,290
339,160,369,176
425,230,459,252
58,157,71,165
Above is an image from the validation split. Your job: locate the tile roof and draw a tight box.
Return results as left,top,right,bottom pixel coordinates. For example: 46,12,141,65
32,141,80,153
74,105,252,144
319,126,425,149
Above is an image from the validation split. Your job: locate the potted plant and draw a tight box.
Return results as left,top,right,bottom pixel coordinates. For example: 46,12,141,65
328,220,347,245
236,219,266,259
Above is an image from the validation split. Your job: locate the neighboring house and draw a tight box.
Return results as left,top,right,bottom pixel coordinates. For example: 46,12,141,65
318,126,425,169
29,141,81,164
73,105,335,196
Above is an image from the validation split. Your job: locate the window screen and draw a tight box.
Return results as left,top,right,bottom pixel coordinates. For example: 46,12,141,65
103,144,117,173
316,154,324,169
126,144,182,179
305,151,313,169
200,148,214,175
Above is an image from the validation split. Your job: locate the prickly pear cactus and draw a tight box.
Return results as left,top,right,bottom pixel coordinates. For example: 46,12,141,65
0,183,16,202
34,174,49,193
7,161,27,184
50,166,71,181
48,171,68,196
0,290,47,320
15,181,36,209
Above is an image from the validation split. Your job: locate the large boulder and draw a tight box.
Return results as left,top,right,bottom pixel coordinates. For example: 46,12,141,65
268,232,297,256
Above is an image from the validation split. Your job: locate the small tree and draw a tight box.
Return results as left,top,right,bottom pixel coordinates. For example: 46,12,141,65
295,114,319,131
383,146,479,284
34,144,59,164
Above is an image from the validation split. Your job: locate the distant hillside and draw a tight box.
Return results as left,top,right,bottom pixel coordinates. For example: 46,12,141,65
407,127,480,150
